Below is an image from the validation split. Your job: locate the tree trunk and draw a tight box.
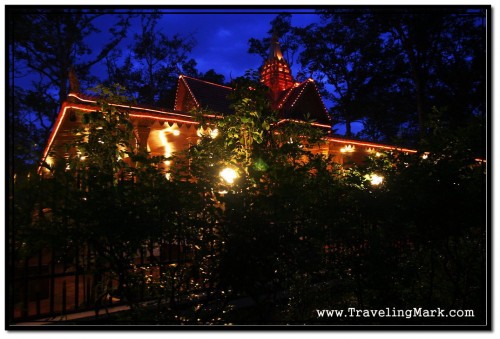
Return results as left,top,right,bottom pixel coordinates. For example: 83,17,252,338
412,68,426,139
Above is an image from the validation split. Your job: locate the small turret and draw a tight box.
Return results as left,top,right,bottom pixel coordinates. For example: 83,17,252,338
260,35,295,105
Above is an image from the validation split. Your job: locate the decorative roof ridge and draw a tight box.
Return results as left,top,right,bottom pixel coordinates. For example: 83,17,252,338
67,91,100,103
276,80,310,109
306,79,331,123
327,135,418,154
179,75,201,108
68,91,179,113
66,93,194,118
275,79,331,125
179,74,233,90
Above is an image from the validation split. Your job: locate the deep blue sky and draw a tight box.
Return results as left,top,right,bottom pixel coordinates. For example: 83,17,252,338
90,9,321,84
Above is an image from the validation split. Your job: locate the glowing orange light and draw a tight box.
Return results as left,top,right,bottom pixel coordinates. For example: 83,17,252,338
197,127,218,138
210,128,219,138
276,119,331,129
328,137,418,154
340,145,355,153
365,173,384,186
220,168,238,184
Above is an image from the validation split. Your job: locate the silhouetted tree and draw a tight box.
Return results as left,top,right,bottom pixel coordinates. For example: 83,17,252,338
248,13,300,68
8,8,132,168
105,12,197,107
295,10,380,138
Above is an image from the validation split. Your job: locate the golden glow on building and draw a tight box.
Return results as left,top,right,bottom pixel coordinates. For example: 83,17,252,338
340,145,356,153
197,127,218,139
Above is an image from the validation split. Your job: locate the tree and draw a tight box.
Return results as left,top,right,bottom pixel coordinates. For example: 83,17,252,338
173,73,335,321
295,10,381,138
105,12,197,107
248,13,300,68
8,86,50,173
294,8,486,147
9,8,131,118
370,8,486,141
8,8,132,172
24,84,189,312
10,76,486,325
171,74,484,324
199,69,226,85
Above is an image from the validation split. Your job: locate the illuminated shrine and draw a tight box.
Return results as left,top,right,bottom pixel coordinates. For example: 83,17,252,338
40,38,417,175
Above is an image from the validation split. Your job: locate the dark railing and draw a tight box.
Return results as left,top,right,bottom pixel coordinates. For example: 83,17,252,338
10,233,414,324
9,242,193,323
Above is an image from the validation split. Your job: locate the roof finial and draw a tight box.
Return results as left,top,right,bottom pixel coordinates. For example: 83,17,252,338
269,32,283,60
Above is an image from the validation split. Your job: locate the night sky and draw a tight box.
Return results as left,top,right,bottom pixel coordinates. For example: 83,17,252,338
90,9,320,83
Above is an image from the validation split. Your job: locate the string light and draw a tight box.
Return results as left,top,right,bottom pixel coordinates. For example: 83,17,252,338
277,83,299,109
290,82,308,108
328,137,418,154
68,93,194,119
180,75,200,108
276,119,330,129
173,75,182,110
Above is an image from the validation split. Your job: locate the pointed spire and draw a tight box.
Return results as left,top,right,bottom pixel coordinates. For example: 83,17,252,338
269,34,284,60
260,34,295,106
